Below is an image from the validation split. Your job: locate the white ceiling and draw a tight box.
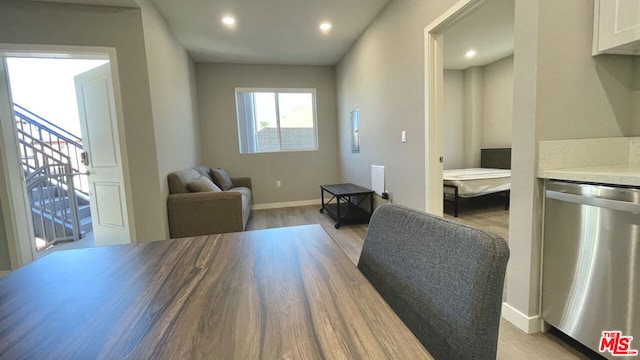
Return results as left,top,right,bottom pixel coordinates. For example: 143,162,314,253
149,0,390,66
443,0,514,70
32,0,512,69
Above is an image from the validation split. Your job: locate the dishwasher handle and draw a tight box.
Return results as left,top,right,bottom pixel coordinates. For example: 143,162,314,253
546,190,640,214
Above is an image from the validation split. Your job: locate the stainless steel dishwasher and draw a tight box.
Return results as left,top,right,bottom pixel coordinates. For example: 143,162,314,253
542,180,640,360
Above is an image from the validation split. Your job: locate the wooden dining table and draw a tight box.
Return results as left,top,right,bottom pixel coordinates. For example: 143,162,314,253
0,224,431,359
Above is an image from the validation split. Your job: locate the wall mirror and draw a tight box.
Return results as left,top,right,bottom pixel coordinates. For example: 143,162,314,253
351,108,360,153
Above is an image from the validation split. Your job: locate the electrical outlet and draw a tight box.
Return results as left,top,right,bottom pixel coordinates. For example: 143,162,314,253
276,180,281,188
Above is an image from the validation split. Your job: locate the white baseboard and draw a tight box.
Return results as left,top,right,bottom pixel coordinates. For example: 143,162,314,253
0,270,11,277
502,302,542,334
252,199,321,210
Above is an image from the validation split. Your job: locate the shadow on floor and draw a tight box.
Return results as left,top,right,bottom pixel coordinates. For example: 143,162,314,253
36,231,95,259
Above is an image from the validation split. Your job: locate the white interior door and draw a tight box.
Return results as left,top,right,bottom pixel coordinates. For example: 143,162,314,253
75,64,130,246
0,57,36,265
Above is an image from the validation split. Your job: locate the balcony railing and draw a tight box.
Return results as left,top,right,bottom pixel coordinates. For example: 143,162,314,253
13,103,90,248
13,103,88,197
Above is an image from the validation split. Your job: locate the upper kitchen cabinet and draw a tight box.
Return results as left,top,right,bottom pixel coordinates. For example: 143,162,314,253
593,0,640,55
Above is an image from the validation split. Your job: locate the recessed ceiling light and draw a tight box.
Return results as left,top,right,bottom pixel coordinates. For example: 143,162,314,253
465,49,477,58
319,22,332,32
222,16,236,26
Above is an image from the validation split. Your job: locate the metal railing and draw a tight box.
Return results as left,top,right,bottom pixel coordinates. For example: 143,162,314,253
14,104,86,248
14,103,88,196
26,163,81,247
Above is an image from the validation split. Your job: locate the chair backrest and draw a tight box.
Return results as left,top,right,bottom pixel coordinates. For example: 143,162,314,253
358,204,509,360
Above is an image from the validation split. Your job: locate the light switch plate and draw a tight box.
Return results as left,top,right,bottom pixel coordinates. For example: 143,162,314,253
401,130,407,143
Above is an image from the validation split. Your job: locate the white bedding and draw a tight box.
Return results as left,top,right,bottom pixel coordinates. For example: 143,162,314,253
443,168,511,197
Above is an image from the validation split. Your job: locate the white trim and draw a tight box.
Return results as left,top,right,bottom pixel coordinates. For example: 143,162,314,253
252,199,321,210
424,0,485,34
502,302,543,334
423,0,486,214
0,44,111,59
0,270,10,277
423,28,444,215
0,56,35,266
234,87,317,94
235,88,319,154
239,148,320,155
0,44,136,269
592,0,602,55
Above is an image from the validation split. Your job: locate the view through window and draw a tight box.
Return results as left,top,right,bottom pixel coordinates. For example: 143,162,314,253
235,88,318,153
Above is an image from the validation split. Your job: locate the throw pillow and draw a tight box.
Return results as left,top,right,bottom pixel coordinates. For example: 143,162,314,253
211,168,234,191
186,176,221,193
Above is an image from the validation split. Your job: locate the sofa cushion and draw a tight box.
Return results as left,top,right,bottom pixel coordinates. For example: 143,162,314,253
228,187,252,228
227,187,251,200
168,169,202,194
187,176,222,193
193,166,214,182
211,168,234,191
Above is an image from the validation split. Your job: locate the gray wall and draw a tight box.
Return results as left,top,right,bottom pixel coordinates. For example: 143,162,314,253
443,70,465,169
535,3,638,140
463,67,484,167
0,1,171,260
337,0,638,331
508,0,640,322
635,58,640,130
336,0,459,210
443,56,513,170
196,63,339,205
139,0,201,237
482,56,513,148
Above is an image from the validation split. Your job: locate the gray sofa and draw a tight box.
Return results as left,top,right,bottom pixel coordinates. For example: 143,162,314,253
167,166,252,238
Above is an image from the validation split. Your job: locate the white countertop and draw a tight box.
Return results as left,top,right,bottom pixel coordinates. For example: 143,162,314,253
538,164,640,186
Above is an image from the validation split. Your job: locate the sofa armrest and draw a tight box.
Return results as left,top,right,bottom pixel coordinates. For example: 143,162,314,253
167,191,244,238
231,177,252,190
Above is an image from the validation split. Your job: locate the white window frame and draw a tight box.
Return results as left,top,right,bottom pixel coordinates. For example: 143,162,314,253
235,87,319,154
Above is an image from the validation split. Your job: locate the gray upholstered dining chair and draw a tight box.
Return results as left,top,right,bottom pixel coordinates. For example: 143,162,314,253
358,204,509,360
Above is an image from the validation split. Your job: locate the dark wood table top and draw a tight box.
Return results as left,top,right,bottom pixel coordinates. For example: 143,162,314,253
0,225,431,359
320,183,374,196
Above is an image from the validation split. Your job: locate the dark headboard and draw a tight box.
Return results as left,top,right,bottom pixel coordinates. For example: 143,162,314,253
481,148,511,169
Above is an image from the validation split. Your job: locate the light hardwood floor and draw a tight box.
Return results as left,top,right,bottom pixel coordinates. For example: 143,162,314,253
443,194,510,240
247,202,596,360
248,204,368,265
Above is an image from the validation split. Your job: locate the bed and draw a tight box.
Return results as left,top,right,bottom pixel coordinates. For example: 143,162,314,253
443,148,511,217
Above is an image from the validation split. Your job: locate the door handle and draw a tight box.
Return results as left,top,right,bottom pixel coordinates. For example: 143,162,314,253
81,151,89,166
546,190,640,214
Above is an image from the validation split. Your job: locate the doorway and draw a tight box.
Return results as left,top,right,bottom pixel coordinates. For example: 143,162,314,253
6,57,106,257
423,0,514,219
0,47,132,267
439,0,514,236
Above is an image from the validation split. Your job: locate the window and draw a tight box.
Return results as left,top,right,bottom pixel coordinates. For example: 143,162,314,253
235,88,318,153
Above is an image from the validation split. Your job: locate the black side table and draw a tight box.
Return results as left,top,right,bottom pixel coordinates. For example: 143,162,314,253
320,183,374,229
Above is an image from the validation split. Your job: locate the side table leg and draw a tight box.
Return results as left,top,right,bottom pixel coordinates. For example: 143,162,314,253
335,195,341,228
454,187,459,217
